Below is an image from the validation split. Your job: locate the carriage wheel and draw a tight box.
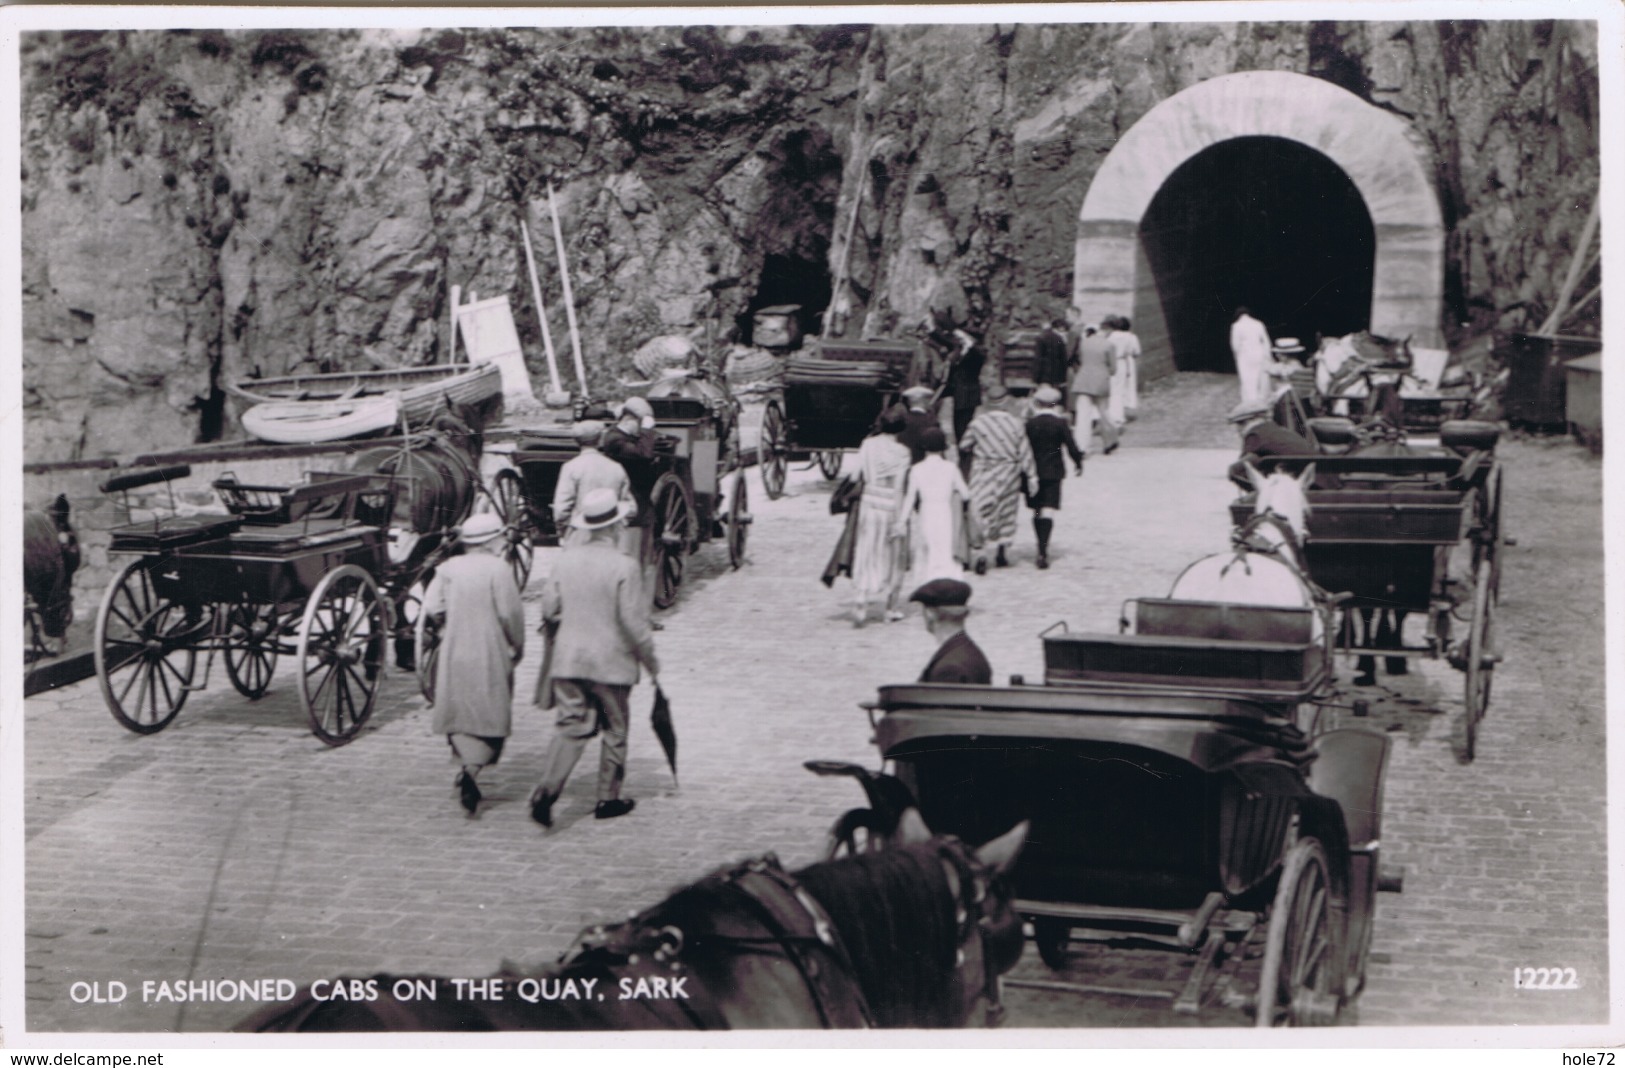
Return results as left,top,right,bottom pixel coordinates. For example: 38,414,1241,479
1482,466,1505,605
224,602,281,699
489,468,536,593
816,449,843,481
413,597,441,705
94,558,202,735
760,401,788,500
1033,917,1072,971
297,565,386,747
650,473,695,611
726,470,751,570
1462,557,1496,764
1255,837,1343,1027
821,808,889,860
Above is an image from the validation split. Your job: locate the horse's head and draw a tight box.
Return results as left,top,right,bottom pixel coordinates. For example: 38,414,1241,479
894,808,1027,1027
1243,461,1313,543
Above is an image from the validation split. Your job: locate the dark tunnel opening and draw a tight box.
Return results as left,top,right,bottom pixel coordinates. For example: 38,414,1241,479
1137,135,1376,373
739,252,833,346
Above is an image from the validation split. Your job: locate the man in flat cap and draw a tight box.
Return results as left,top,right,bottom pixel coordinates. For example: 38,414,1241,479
1226,397,1319,490
553,419,635,546
910,578,992,684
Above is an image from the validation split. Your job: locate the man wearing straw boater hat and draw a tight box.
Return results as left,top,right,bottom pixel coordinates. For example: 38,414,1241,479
421,511,526,816
531,487,661,827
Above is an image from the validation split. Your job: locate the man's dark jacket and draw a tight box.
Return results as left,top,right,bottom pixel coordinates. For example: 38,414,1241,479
898,407,939,464
602,426,660,526
1033,329,1069,388
920,631,993,684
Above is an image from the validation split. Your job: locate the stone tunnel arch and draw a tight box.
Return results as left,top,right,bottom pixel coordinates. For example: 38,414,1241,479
1073,70,1444,379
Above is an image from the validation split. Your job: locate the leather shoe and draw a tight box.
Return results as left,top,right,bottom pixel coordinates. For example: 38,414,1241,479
995,546,1009,568
1036,553,1050,570
529,786,556,827
456,772,482,815
594,798,636,820
973,556,988,576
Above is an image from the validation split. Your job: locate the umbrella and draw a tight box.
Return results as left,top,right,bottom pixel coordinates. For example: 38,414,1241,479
650,685,678,786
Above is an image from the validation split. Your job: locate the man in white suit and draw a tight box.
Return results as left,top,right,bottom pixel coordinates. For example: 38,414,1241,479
1230,306,1273,405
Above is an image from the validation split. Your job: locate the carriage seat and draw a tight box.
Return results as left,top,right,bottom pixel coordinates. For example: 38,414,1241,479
1134,598,1315,646
107,514,244,553
1438,420,1500,453
226,518,363,554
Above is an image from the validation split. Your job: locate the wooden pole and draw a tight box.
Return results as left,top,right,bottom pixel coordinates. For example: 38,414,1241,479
521,219,563,394
548,182,589,395
1539,199,1600,335
448,283,460,363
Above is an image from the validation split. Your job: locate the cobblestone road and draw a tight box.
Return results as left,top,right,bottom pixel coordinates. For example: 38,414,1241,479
17,389,1610,1038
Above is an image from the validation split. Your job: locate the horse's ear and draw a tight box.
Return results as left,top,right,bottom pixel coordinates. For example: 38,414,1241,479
1242,461,1266,490
1296,463,1316,491
51,493,71,523
974,821,1028,878
896,807,933,845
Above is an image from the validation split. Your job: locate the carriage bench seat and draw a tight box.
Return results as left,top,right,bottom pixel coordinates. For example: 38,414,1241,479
1044,633,1323,694
225,518,368,555
108,514,244,553
1133,599,1315,645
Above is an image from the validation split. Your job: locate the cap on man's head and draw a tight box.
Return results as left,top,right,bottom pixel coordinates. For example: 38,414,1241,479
910,578,973,608
902,385,935,404
620,396,654,420
1228,398,1272,423
1033,384,1063,407
1272,337,1306,355
985,384,1010,402
572,419,606,445
458,512,505,546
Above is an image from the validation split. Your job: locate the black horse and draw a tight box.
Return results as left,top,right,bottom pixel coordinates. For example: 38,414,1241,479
24,493,80,660
243,814,1026,1031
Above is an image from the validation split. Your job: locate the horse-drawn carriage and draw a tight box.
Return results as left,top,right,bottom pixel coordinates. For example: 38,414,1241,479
91,411,511,746
1233,417,1508,761
1307,332,1495,436
502,393,750,610
809,533,1400,1025
757,338,923,498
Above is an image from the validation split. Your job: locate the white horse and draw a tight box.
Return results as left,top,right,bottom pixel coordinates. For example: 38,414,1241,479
1168,462,1325,638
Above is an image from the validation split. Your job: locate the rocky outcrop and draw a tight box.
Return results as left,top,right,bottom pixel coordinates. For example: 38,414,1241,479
20,20,1599,463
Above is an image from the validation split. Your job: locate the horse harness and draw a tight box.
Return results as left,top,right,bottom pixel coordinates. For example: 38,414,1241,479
559,840,1009,1028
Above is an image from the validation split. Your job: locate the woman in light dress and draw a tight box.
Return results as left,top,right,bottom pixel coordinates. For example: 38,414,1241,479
896,426,975,586
850,407,914,627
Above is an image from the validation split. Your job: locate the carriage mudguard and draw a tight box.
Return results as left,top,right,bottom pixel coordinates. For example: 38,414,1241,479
1305,728,1391,849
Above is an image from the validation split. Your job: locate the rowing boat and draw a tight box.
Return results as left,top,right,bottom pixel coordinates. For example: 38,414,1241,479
226,363,503,428
241,396,401,444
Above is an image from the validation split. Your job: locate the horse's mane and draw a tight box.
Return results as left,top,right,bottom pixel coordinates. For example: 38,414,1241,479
793,844,960,1028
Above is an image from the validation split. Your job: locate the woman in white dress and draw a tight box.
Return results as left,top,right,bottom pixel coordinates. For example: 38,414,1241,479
850,407,913,626
896,426,975,584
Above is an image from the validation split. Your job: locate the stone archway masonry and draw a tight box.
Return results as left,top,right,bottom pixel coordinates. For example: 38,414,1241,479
1074,70,1445,374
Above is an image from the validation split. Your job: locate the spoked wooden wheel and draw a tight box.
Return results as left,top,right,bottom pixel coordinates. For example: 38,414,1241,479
1033,917,1072,971
413,598,442,704
95,559,205,734
488,468,536,593
1480,466,1506,605
726,469,751,570
297,565,386,747
224,601,282,699
816,449,843,481
760,400,788,500
1462,556,1496,763
650,473,696,610
1256,837,1344,1027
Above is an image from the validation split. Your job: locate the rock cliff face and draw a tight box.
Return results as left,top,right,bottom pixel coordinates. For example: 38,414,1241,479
20,20,1599,461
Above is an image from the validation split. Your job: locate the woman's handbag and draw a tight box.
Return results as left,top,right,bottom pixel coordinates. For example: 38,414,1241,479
830,474,864,515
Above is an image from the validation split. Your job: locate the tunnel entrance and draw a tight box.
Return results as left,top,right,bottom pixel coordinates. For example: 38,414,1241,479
1137,135,1376,373
739,252,833,346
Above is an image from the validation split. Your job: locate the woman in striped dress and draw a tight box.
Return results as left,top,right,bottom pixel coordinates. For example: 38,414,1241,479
850,407,914,627
959,385,1037,572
